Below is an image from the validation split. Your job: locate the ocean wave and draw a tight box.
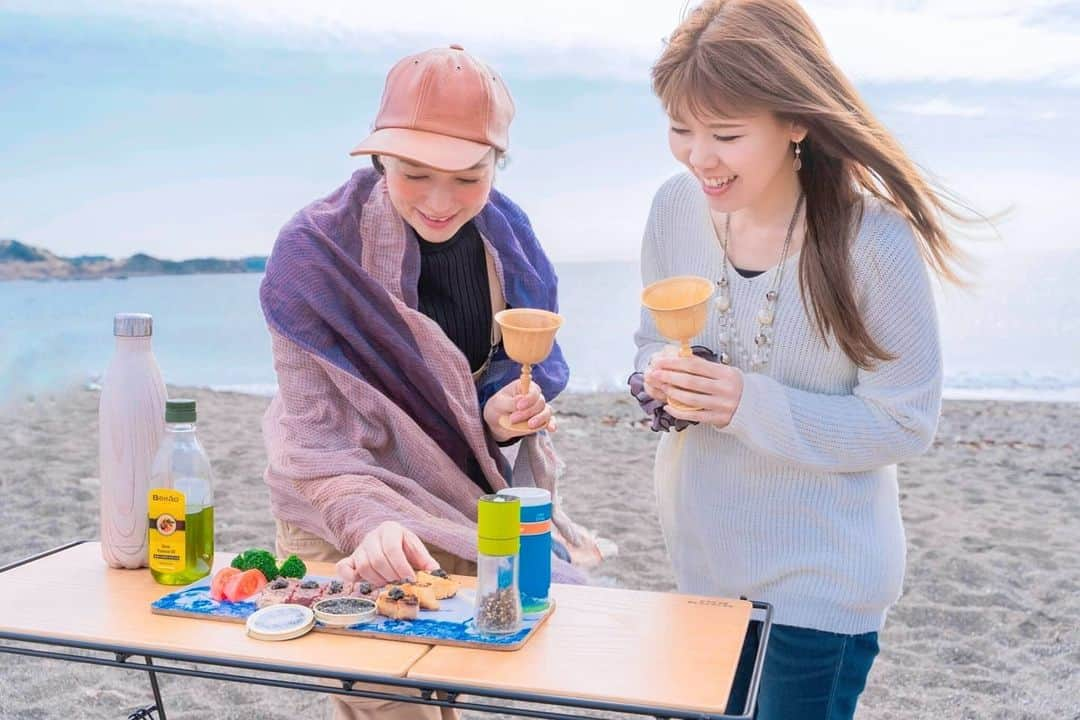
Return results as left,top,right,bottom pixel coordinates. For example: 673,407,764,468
198,375,1080,403
206,383,279,397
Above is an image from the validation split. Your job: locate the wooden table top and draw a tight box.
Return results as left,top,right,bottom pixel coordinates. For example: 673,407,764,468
407,582,751,714
0,542,752,714
0,542,427,677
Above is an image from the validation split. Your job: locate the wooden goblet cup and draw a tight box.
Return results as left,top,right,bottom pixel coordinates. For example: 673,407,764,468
641,275,716,412
494,308,564,433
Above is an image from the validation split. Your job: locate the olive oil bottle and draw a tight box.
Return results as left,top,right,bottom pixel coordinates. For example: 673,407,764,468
148,399,215,585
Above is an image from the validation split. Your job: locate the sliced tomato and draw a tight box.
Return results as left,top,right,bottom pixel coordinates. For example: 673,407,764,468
210,567,242,601
224,568,268,602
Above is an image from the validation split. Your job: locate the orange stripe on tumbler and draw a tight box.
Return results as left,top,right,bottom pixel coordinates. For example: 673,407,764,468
520,520,551,536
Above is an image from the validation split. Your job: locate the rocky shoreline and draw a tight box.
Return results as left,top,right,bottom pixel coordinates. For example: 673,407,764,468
0,239,266,281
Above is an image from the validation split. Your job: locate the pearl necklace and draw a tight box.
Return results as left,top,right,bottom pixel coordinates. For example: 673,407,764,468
714,193,805,370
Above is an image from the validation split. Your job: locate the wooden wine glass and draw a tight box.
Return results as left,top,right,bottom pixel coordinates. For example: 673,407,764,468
640,275,716,412
494,308,564,432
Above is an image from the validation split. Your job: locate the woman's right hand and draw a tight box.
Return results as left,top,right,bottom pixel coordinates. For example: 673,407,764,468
483,378,555,442
336,520,439,586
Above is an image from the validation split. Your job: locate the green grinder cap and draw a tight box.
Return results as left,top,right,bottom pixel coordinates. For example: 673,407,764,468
165,399,197,423
477,494,520,556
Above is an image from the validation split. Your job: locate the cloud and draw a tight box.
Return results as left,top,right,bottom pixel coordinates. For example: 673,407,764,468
810,3,1080,85
3,1,1079,84
897,97,987,117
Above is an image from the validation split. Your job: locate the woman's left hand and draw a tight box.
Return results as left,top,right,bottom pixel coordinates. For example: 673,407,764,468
645,355,744,428
483,378,556,443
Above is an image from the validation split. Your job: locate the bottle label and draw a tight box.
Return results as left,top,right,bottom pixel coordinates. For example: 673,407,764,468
148,488,186,574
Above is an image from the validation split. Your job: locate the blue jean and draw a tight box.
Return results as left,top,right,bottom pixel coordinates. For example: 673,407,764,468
726,623,879,720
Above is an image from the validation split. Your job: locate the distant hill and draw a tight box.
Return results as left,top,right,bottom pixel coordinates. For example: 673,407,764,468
0,239,267,281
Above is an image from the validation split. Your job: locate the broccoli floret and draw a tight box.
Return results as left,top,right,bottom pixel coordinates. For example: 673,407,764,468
244,550,279,582
278,554,307,579
229,548,279,581
231,548,262,570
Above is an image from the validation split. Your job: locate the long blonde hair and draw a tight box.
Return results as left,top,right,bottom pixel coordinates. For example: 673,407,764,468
653,0,966,368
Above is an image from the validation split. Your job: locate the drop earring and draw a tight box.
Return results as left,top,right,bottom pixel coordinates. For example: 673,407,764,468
793,142,803,172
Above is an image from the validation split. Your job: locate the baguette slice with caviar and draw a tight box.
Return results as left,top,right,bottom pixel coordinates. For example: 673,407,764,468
375,586,419,620
415,569,459,600
397,581,440,611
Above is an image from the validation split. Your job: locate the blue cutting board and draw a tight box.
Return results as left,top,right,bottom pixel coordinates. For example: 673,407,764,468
151,576,553,651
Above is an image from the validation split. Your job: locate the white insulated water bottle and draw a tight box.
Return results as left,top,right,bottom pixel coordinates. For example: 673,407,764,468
99,313,167,568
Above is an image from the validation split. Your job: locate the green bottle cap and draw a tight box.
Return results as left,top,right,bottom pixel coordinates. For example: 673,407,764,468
477,494,520,557
165,399,197,423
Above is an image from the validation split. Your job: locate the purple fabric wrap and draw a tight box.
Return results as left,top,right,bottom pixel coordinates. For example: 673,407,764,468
627,346,719,432
257,168,601,582
260,168,568,477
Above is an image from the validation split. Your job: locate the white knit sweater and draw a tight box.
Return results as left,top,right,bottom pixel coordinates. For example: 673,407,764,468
634,172,943,634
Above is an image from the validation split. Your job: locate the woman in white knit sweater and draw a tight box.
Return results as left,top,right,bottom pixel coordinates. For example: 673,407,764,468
630,1,966,718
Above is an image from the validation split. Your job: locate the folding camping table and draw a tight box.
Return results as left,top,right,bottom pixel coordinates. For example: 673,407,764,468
0,541,770,719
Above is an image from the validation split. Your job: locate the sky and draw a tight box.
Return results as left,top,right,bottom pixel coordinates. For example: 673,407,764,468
1,1,1078,262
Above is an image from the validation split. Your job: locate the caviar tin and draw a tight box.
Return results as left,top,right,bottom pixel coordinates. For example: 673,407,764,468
245,603,315,641
311,597,377,627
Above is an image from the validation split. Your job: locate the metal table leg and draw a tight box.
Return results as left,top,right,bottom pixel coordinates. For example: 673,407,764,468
145,656,167,720
114,653,167,719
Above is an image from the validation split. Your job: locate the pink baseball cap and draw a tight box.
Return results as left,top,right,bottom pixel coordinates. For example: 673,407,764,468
350,45,515,172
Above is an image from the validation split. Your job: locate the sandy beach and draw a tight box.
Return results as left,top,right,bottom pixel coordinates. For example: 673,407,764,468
0,387,1076,719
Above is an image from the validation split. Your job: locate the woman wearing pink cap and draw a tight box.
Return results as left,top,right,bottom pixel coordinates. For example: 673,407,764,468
260,45,598,720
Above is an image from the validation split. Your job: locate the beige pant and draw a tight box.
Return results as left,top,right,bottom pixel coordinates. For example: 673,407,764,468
275,520,477,720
